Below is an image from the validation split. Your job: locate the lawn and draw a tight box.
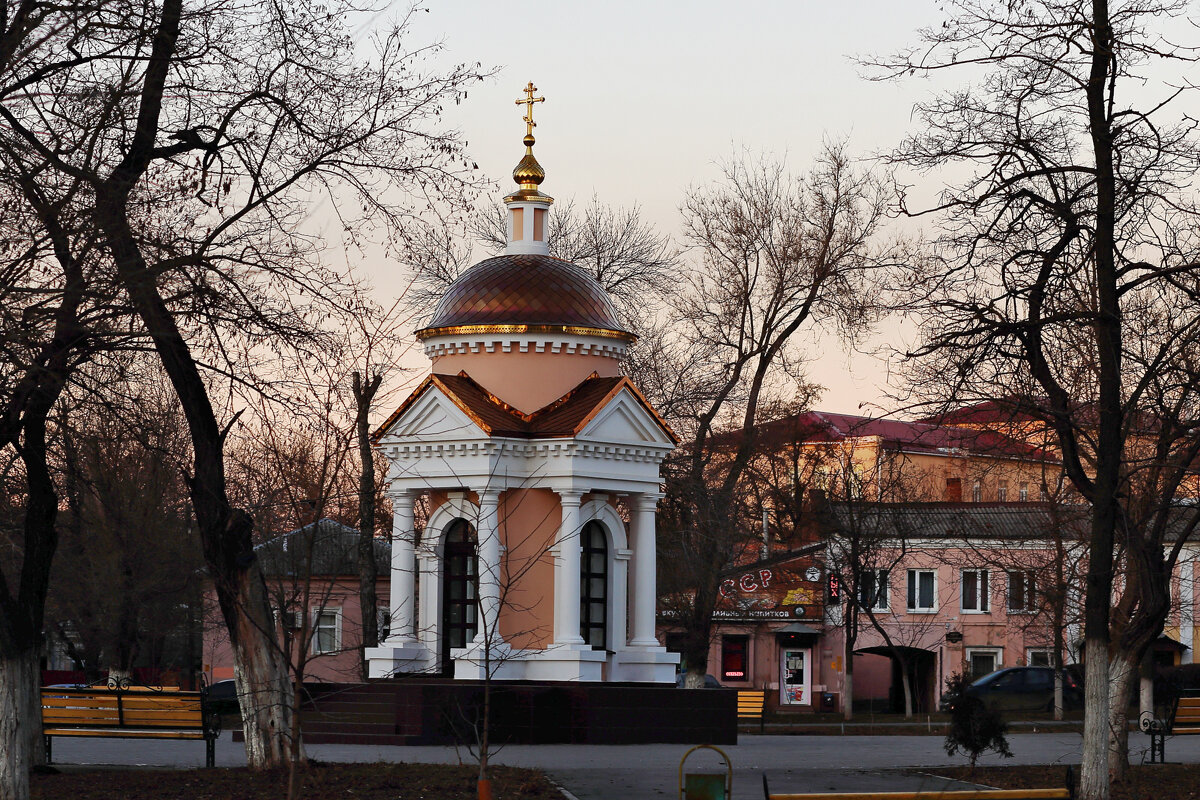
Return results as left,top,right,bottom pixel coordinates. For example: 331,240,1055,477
31,763,562,800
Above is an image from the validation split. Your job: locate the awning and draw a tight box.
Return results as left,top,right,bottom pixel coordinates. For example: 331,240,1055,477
1155,635,1189,652
775,623,821,635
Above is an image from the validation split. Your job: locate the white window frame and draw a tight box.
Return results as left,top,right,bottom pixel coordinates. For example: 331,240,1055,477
906,569,937,613
311,607,342,654
997,480,1008,501
1007,570,1036,613
965,647,1003,678
1025,648,1053,667
972,479,982,503
1019,482,1029,502
961,569,990,613
857,569,889,612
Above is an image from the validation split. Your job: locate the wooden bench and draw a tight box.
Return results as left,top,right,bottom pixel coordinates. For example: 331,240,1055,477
1143,691,1200,763
738,690,766,732
762,766,1074,800
41,686,219,767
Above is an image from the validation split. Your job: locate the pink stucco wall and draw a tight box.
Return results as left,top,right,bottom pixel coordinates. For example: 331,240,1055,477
203,577,389,684
432,349,620,414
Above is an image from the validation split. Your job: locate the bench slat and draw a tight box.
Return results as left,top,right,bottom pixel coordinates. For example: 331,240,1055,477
767,790,1070,800
43,728,207,740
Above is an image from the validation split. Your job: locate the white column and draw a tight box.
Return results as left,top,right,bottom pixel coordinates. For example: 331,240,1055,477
628,493,662,647
386,490,416,643
474,489,502,645
555,490,586,645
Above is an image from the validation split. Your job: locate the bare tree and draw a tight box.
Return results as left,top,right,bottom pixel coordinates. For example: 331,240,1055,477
868,2,1200,794
0,0,489,775
659,142,891,688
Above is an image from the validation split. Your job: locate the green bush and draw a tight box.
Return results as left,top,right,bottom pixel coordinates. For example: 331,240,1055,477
943,672,1013,773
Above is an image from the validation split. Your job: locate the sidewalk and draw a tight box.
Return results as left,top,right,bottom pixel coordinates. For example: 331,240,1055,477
46,729,1198,800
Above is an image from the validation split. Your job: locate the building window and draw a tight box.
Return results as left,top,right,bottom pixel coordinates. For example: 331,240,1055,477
377,607,391,641
966,648,1002,679
997,480,1008,501
961,569,990,613
945,477,962,502
721,636,749,681
1019,482,1029,502
1007,570,1036,613
442,519,478,672
972,479,982,503
579,521,608,650
511,207,524,240
857,569,889,612
906,569,936,612
312,608,341,654
1026,649,1053,667
533,208,546,241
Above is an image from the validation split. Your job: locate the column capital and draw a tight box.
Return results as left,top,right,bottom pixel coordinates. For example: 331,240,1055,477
557,489,585,507
632,493,664,512
388,488,414,502
479,488,501,506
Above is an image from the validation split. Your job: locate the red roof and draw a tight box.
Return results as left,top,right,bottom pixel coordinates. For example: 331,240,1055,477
749,410,1053,461
373,371,677,444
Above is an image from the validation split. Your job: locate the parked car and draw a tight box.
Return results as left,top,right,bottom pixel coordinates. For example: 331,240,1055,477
676,673,723,688
940,666,1082,713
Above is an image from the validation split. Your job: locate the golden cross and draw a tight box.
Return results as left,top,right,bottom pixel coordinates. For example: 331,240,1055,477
515,81,545,139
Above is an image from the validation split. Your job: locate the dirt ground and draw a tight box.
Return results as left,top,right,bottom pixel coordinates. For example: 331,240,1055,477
30,762,561,800
929,763,1200,799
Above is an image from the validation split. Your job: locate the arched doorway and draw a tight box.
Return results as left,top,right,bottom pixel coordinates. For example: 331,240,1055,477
579,520,608,649
441,519,478,674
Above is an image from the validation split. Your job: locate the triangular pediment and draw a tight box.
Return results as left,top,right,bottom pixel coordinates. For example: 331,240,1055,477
577,387,674,446
378,385,487,441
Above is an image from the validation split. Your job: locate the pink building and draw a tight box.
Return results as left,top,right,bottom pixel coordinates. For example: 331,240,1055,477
203,519,390,684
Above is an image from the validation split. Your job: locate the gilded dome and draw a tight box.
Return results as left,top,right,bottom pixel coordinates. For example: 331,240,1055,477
416,254,632,341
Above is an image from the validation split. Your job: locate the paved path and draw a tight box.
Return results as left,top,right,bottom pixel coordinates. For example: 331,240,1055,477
47,731,1200,799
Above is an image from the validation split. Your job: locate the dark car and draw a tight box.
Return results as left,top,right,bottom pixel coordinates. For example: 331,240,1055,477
941,666,1082,713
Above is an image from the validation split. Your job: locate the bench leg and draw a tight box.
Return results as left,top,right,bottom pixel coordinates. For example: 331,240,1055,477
206,737,215,768
44,735,51,764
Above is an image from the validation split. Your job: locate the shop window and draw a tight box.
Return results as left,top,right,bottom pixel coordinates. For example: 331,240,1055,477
1007,570,1036,613
721,636,749,682
857,569,889,612
906,569,936,612
961,569,990,613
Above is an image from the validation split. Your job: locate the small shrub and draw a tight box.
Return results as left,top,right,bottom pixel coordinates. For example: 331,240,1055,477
943,672,1013,774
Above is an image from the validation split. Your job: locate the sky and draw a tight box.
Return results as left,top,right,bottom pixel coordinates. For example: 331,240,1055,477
356,1,979,416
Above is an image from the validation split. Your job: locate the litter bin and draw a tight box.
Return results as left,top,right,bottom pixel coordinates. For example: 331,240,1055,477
821,691,838,712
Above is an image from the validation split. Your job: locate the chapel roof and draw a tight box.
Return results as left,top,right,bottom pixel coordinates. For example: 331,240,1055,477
415,254,632,342
373,370,677,444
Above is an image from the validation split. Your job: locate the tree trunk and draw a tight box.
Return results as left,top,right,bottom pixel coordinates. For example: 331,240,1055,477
900,665,914,718
1107,647,1139,782
0,649,40,800
223,567,298,768
1079,636,1112,800
353,371,382,680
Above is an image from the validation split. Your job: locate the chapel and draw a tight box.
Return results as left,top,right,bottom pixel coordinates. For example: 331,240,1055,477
365,84,679,683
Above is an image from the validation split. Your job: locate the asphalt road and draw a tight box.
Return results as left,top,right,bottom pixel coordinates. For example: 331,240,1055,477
46,731,1200,799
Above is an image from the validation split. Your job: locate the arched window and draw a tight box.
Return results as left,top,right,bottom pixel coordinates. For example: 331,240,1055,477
442,519,478,673
579,521,608,650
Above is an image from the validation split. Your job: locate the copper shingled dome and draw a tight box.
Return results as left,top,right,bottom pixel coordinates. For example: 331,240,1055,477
416,254,633,340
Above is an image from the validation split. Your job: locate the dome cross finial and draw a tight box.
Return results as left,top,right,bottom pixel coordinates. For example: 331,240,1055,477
515,82,545,144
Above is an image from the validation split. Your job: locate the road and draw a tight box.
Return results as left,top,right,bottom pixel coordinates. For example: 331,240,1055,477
47,731,1200,798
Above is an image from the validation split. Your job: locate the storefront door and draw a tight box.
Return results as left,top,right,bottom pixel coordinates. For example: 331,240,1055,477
781,648,810,705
